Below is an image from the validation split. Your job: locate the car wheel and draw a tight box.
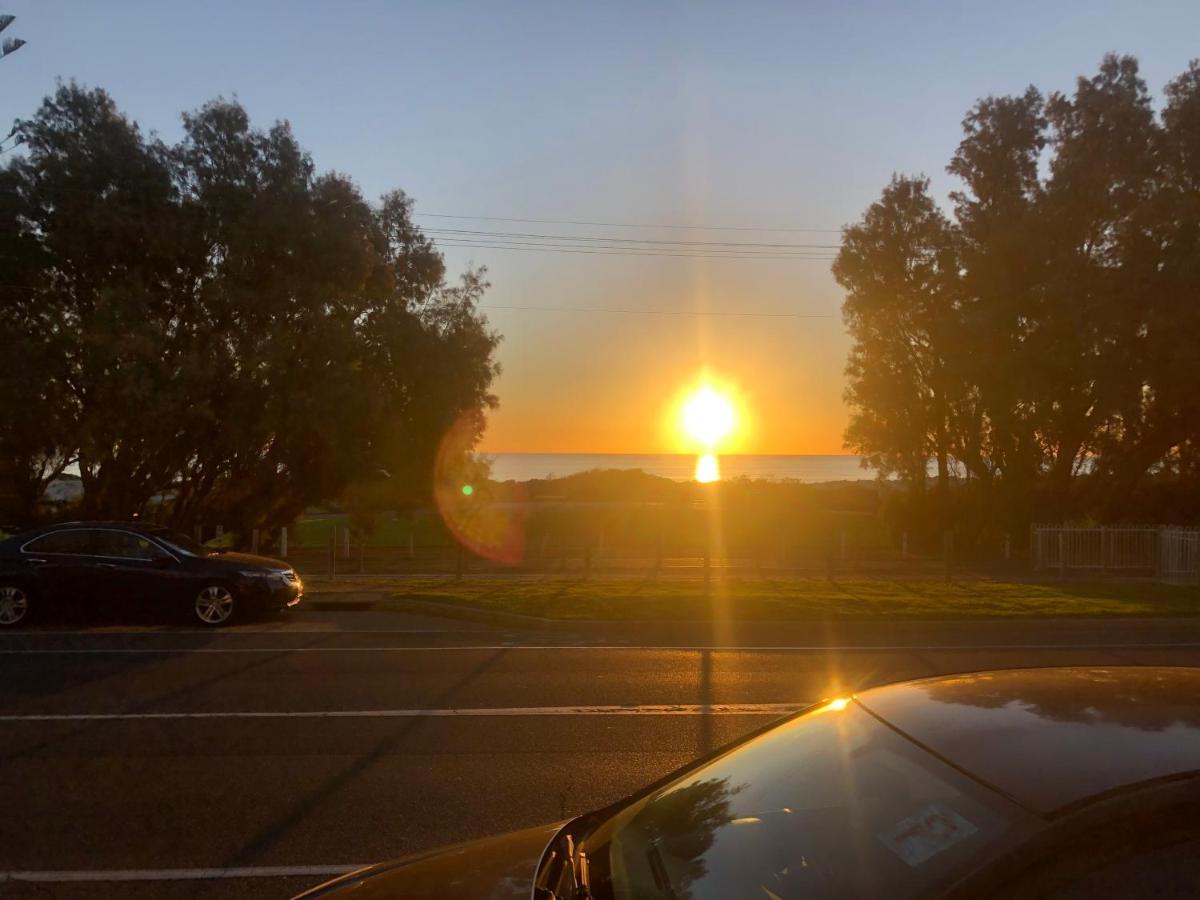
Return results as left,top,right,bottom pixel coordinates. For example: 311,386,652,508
194,584,237,626
0,584,31,627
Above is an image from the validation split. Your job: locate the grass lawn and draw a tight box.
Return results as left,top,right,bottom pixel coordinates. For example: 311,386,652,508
381,575,1200,620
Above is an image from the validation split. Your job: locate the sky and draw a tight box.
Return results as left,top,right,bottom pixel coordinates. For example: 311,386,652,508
3,1,1199,454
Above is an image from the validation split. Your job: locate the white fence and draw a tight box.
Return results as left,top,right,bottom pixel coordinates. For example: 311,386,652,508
1161,529,1200,582
1032,525,1200,581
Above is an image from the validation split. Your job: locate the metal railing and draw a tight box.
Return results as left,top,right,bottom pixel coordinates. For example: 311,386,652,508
1160,528,1200,583
1031,525,1200,581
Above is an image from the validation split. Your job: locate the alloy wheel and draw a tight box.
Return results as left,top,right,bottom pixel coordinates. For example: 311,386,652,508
0,586,29,626
195,585,234,625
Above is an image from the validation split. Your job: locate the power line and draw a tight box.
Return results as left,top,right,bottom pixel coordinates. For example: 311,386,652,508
422,227,839,250
432,236,834,255
414,211,842,234
478,304,836,318
432,240,836,261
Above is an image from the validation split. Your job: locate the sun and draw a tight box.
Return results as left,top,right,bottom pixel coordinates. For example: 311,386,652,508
681,385,736,449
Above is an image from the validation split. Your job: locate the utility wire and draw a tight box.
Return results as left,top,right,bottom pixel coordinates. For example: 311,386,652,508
432,241,835,259
432,235,834,254
433,241,835,260
422,227,839,249
478,304,835,318
414,212,843,234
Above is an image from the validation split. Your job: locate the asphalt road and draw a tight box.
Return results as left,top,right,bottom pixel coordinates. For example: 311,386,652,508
3,609,1200,899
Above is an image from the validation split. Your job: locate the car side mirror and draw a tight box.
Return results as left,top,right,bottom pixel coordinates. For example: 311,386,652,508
153,555,175,567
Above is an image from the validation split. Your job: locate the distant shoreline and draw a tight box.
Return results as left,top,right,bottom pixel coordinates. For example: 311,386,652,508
478,452,874,484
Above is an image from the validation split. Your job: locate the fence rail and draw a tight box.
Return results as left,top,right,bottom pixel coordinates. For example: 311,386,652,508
1031,525,1200,581
1161,529,1200,582
190,522,1200,582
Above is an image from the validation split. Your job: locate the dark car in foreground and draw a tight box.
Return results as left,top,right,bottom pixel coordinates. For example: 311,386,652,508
299,667,1200,899
0,521,302,627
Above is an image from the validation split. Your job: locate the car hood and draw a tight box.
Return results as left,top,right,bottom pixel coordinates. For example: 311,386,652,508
206,551,291,572
294,822,563,899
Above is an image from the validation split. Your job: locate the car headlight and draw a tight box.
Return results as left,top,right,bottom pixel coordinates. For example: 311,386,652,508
238,569,274,579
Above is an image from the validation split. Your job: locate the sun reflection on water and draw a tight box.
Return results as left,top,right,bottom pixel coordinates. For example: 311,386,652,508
695,453,720,483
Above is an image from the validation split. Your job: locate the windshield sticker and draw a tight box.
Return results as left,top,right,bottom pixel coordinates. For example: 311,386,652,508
876,803,978,867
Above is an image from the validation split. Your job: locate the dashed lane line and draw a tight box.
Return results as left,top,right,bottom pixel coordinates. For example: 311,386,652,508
1,865,364,883
0,703,807,722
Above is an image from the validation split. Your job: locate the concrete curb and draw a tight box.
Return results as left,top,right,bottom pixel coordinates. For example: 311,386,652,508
376,596,578,630
330,593,1200,636
305,591,388,611
304,591,573,628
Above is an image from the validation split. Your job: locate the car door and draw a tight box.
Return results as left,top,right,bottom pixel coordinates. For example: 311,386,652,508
90,530,178,609
20,529,107,606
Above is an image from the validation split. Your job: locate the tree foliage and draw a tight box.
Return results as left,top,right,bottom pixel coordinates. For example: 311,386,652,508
0,83,499,535
836,55,1200,540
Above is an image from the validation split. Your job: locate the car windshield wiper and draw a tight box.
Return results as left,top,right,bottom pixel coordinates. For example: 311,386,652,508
535,831,595,900
573,847,593,899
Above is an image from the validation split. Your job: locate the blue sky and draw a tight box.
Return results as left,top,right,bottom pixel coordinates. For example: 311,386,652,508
4,1,1198,452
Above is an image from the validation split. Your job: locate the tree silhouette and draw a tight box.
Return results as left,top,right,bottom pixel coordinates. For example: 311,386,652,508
0,82,499,534
631,776,742,897
838,54,1200,536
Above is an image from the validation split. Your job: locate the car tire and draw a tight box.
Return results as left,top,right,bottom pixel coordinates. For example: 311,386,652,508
0,583,32,627
193,583,237,627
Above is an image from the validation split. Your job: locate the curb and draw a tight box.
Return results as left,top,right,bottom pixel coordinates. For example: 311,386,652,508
305,591,388,611
378,596,577,630
363,596,1200,635
305,592,1200,635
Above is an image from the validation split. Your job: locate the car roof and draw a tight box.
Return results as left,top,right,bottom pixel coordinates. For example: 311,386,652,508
37,521,161,534
0,521,167,546
858,666,1200,817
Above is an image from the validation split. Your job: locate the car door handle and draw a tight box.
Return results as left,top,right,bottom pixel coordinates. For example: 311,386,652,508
96,562,118,569
26,558,47,565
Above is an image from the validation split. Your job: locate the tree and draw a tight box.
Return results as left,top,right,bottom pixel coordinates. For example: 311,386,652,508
838,54,1200,535
834,175,962,528
947,86,1049,523
0,82,500,536
1038,54,1159,513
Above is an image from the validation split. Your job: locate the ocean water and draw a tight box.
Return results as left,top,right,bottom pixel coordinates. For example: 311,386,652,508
483,453,873,483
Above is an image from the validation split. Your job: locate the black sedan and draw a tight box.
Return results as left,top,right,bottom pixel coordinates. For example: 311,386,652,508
0,521,302,627
299,667,1200,899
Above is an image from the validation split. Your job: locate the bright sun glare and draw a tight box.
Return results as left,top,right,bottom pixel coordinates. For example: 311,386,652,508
695,453,720,483
681,385,736,449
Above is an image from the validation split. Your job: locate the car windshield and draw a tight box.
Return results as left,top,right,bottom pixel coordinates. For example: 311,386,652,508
580,699,1036,900
149,530,212,558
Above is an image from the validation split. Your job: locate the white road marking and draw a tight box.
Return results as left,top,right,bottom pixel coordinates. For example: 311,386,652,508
3,628,487,635
0,703,807,722
1,864,364,882
1,642,1199,654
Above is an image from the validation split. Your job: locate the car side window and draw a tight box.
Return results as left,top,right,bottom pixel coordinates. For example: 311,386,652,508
24,530,96,555
94,531,167,561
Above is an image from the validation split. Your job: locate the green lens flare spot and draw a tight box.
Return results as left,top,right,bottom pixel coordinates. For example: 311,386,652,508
461,484,474,496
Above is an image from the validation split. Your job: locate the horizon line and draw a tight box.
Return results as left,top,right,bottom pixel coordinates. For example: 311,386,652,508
475,450,857,457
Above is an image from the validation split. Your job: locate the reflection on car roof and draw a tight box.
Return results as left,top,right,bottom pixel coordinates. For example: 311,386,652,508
858,667,1200,816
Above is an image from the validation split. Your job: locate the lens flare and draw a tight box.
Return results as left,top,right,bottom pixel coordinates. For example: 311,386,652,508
681,385,736,448
695,453,720,483
434,411,526,565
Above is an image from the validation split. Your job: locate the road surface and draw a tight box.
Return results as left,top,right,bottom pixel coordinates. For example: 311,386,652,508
3,609,1199,898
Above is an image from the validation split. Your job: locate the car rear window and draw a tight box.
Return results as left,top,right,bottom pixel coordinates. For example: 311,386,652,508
23,530,96,555
583,699,1039,900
